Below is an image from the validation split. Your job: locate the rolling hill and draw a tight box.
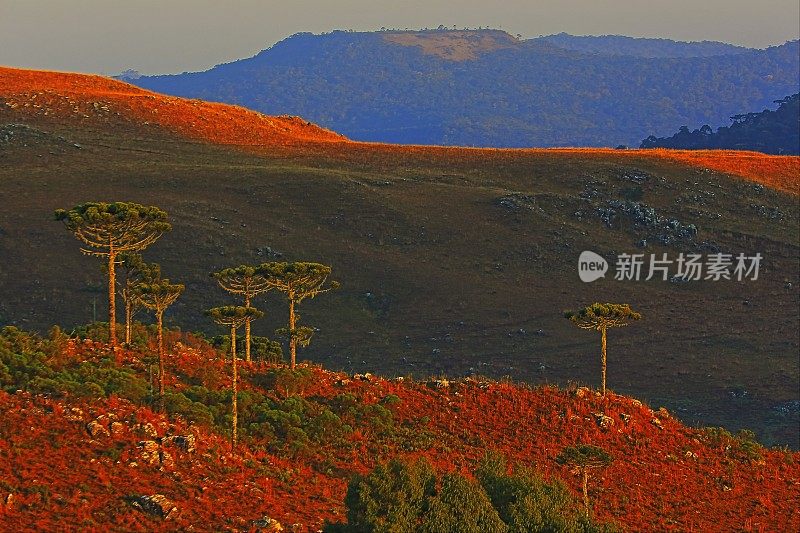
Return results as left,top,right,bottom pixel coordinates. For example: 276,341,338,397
0,331,798,531
0,66,798,452
126,29,800,148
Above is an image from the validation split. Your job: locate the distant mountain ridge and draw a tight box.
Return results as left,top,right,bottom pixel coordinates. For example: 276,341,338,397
540,32,752,58
127,30,799,148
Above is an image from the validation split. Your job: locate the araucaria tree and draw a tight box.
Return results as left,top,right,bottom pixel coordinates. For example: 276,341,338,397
258,262,339,369
212,265,271,362
556,444,613,517
118,253,161,345
137,279,184,412
55,202,171,351
205,306,264,449
564,303,642,396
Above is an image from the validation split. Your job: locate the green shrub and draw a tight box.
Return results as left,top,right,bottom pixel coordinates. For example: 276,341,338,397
280,395,308,415
27,376,105,399
0,327,150,403
183,384,229,406
701,426,764,462
45,326,70,359
329,455,616,532
701,426,734,447
734,429,764,462
69,322,111,343
0,328,52,392
421,473,507,533
0,360,12,386
307,409,352,444
2,326,45,353
210,334,283,363
380,394,402,406
70,362,150,403
477,453,617,533
0,350,52,392
357,404,394,434
331,392,359,411
266,367,314,397
266,409,303,436
163,391,214,426
330,393,395,435
339,457,436,533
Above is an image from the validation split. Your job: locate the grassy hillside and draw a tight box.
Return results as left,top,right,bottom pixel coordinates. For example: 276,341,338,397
128,29,800,148
1,328,797,531
0,67,798,451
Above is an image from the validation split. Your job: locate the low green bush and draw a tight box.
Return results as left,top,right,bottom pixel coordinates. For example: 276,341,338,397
209,334,283,363
326,454,616,532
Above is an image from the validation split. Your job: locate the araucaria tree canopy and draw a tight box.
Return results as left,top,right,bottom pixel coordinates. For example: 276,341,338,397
556,444,614,517
137,278,184,411
212,265,272,362
118,253,161,345
564,303,642,396
55,202,171,351
205,305,264,449
258,262,339,369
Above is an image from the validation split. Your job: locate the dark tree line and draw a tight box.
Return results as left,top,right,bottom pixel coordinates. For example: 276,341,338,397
641,94,799,154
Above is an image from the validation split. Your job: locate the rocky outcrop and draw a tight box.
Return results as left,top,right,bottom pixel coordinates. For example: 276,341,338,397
136,433,195,468
86,414,121,438
86,419,110,438
137,440,163,466
427,379,450,389
135,422,159,439
130,494,178,520
593,412,615,429
250,516,284,532
162,434,196,454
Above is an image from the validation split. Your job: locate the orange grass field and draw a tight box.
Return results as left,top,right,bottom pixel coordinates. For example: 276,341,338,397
1,65,797,195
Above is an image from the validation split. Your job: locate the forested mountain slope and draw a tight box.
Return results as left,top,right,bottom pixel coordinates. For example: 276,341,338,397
128,30,799,147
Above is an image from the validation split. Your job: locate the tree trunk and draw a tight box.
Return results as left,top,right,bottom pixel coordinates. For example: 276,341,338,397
600,326,607,396
231,325,238,450
245,294,251,363
289,298,296,369
157,310,165,413
582,468,590,517
108,249,118,353
125,297,132,345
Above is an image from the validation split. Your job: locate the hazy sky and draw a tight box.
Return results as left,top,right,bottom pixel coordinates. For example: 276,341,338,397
1,0,798,75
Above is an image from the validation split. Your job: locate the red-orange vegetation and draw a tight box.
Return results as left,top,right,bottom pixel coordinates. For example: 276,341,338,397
0,66,345,147
1,338,798,532
650,148,799,195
